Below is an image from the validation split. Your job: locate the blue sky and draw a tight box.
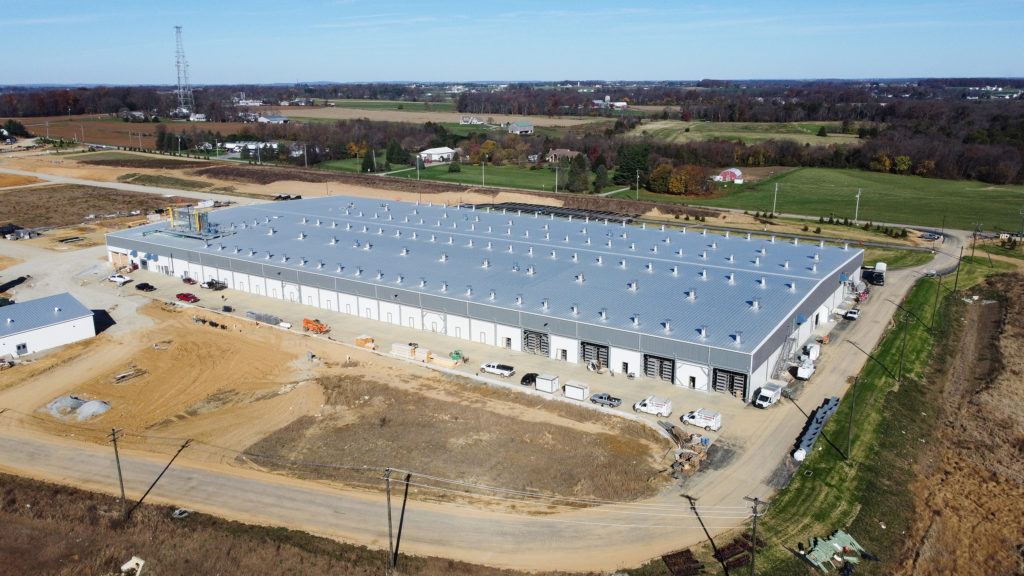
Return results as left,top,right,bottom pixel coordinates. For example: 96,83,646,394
3,0,1022,85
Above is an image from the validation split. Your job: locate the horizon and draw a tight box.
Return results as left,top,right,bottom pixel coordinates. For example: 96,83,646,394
2,0,1022,85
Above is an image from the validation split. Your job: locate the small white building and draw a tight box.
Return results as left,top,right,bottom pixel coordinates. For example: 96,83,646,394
419,147,455,164
0,293,95,358
508,121,534,135
258,115,289,124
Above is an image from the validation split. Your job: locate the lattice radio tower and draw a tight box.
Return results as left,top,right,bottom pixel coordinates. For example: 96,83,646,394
174,26,195,115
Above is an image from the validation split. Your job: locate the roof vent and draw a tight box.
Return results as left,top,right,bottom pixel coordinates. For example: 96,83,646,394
329,236,337,245
630,242,636,251
844,243,849,250
663,319,671,332
346,223,352,231
564,235,570,242
725,231,730,239
550,250,557,259
646,262,653,272
299,257,307,266
784,260,790,269
728,273,735,284
508,244,514,253
337,264,344,273
734,332,743,345
607,240,613,248
468,239,474,248
701,269,708,279
395,230,402,238
399,247,408,256
701,251,707,260
54,306,62,313
665,236,671,245
619,259,627,269
596,256,603,265
752,298,760,310
315,219,321,226
728,254,734,263
267,228,275,236
755,257,760,266
632,313,640,327
234,246,240,254
527,265,535,276
793,237,799,246
711,241,717,249
600,308,608,320
812,263,818,273
281,254,288,263
447,236,453,245
249,249,256,256
542,298,549,310
466,285,473,296
576,273,585,283
376,270,384,280
430,234,436,242
6,318,11,324
700,325,708,339
652,245,658,254
701,229,707,236
524,230,530,238
355,267,363,276
571,303,579,315
770,235,776,243
677,249,684,257
440,252,448,262
419,278,426,288
482,258,490,268
440,281,447,292
489,290,496,301
528,247,534,256
628,280,638,292
264,252,271,260
761,247,767,255
819,240,825,248
688,289,696,300
746,233,752,240
331,221,337,228
572,253,578,262
412,232,418,240
672,265,679,276
515,295,523,306
681,227,687,234
302,217,308,224
790,282,797,292
396,275,404,284
641,223,646,230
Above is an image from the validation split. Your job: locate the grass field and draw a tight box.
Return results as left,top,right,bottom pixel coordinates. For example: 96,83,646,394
629,120,862,146
657,168,1024,232
324,99,457,112
388,163,567,191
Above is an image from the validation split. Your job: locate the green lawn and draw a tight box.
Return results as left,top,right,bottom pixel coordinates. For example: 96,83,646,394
676,168,1024,232
324,99,457,112
318,158,367,173
630,120,863,146
389,163,568,191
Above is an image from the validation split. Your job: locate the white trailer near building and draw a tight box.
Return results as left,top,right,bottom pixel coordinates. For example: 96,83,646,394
535,374,559,393
563,380,590,401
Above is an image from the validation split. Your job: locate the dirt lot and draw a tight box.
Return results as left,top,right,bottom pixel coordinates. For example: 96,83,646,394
11,115,250,149
896,273,1024,575
0,184,193,230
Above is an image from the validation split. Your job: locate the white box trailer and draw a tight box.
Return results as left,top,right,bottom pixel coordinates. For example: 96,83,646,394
535,374,559,393
563,380,589,401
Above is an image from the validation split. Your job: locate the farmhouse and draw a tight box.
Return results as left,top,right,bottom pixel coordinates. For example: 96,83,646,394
418,147,455,163
546,149,581,163
105,197,863,403
0,293,95,359
713,168,743,184
508,121,534,135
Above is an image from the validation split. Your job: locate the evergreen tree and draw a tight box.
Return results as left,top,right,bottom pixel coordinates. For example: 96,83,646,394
567,154,589,192
386,138,407,164
592,165,609,193
612,143,650,186
361,149,376,172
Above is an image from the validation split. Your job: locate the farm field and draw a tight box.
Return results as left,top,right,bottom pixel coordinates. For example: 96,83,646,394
324,98,457,112
630,120,863,146
278,105,610,128
632,167,1024,232
11,115,251,149
388,162,571,192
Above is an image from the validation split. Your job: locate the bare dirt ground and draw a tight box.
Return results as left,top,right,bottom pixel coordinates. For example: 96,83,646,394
275,106,610,128
0,183,193,229
896,273,1024,576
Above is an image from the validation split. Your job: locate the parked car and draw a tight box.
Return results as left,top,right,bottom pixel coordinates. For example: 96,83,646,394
520,372,538,386
176,292,199,303
135,282,156,292
182,277,197,285
590,393,622,408
920,233,941,240
108,274,131,286
201,279,227,290
480,362,515,377
845,308,861,320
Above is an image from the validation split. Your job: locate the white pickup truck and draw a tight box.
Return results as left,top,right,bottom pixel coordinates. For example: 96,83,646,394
480,362,515,377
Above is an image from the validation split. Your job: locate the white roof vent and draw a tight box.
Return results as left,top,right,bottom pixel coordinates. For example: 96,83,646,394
770,235,776,243
701,251,707,260
760,276,767,287
575,273,585,283
250,249,256,256
620,259,627,269
396,275,404,284
652,245,658,254
632,313,640,327
508,244,514,253
596,256,603,265
790,282,797,292
711,241,717,249
819,240,825,248
482,258,490,268
728,273,735,284
628,280,638,292
746,233,751,240
735,332,743,345
752,298,760,310
755,257,760,266
701,269,708,279
646,262,653,272
844,243,849,250
784,260,790,269
600,308,608,320
264,252,271,260
572,253,579,262
725,231,730,239
728,254,735,263
299,257,307,266
419,278,426,288
468,239,474,248
267,228,275,236
700,325,708,339
281,254,288,263
550,250,557,259
812,263,818,273
515,295,523,306
302,217,308,224
527,265,535,276
489,290,496,301
466,285,473,296
542,298,549,310
315,219,321,226
485,241,492,250
793,237,799,246
329,236,337,245
672,265,679,276
761,247,767,255
355,267,363,276
688,289,696,300
337,264,344,273
440,252,448,262
701,229,707,236
376,270,384,280
528,247,534,256
54,307,62,313
677,249,684,257
571,303,579,315
630,242,636,251
440,281,447,292
376,226,383,235
401,247,409,256
663,319,671,332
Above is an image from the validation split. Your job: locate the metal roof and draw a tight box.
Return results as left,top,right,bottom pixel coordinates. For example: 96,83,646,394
0,293,93,339
106,196,863,352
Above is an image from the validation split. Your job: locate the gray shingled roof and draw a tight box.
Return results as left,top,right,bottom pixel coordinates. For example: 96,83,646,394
0,293,93,338
106,196,862,351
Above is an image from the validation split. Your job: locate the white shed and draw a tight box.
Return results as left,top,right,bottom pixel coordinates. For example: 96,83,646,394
418,147,455,164
563,380,590,401
535,374,559,393
0,293,95,358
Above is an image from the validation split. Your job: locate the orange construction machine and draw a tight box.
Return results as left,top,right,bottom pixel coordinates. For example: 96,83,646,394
302,318,329,334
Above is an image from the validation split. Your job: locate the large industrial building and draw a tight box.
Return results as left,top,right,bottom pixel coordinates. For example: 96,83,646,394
105,197,863,402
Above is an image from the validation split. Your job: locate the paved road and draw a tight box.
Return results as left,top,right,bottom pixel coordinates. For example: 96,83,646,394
0,165,970,570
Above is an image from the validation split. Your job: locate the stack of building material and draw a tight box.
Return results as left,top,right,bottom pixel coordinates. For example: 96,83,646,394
430,356,458,369
414,348,431,362
391,343,415,357
355,335,377,350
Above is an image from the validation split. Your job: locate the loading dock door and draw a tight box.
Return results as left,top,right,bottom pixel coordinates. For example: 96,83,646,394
523,330,550,356
581,342,609,369
644,354,675,382
712,368,748,400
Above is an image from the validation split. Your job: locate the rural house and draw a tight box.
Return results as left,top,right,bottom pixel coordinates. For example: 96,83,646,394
545,148,580,163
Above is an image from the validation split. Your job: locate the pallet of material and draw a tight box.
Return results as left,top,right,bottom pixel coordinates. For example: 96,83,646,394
355,335,376,349
391,343,415,357
430,356,458,369
414,348,431,362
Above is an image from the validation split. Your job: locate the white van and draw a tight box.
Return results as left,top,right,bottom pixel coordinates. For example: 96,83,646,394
633,396,672,417
681,408,722,431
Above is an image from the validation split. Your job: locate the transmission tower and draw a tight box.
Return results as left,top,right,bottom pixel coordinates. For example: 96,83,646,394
174,26,195,115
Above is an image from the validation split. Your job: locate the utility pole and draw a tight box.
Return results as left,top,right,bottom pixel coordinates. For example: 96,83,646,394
931,273,942,330
953,246,964,293
854,189,861,224
554,165,558,193
384,468,395,573
772,183,778,216
743,496,769,576
847,376,858,460
898,312,911,382
1019,209,1024,236
971,222,981,259
635,169,639,201
482,155,486,186
107,428,128,519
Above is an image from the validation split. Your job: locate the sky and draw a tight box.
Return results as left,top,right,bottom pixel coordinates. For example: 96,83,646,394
2,0,1022,85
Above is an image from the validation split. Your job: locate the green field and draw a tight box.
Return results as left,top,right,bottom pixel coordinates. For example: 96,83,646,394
318,158,366,173
388,163,568,191
659,168,1024,232
629,120,863,146
324,99,457,112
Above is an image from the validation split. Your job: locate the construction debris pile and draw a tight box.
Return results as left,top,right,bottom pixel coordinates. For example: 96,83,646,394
660,421,710,476
801,529,880,574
